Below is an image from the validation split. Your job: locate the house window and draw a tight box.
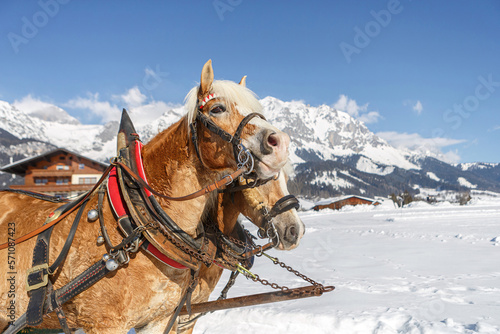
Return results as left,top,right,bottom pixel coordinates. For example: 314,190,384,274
56,178,70,185
79,164,85,170
79,177,97,185
35,178,48,185
56,165,70,170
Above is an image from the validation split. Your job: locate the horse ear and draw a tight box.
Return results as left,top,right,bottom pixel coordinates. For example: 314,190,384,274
239,75,247,87
200,59,214,95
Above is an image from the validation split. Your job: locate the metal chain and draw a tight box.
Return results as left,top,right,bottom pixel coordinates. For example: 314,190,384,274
154,207,332,297
252,253,334,295
207,224,332,296
151,220,215,267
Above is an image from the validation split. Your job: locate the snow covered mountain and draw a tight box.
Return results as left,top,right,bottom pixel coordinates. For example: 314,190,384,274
1,98,499,197
260,96,419,171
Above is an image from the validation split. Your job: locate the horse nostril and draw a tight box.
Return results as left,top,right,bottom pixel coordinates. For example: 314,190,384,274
267,133,279,147
285,225,298,244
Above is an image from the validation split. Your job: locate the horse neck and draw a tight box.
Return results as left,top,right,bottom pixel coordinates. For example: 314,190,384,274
218,193,243,236
141,117,218,236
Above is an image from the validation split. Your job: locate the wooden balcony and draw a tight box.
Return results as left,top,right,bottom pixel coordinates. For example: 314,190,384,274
30,170,74,177
10,184,95,193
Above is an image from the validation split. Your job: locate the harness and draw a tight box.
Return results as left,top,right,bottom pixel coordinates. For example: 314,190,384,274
1,103,280,333
2,100,320,333
189,92,264,172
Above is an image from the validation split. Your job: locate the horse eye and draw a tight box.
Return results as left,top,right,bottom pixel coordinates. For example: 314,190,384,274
210,105,226,115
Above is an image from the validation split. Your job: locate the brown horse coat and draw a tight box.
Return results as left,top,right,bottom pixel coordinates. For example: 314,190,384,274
0,61,297,333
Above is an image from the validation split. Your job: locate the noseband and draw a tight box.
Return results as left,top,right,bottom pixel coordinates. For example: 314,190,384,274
191,93,300,247
257,194,300,244
189,93,266,174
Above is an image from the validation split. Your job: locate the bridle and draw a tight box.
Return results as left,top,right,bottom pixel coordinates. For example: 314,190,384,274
221,173,300,247
256,194,300,245
188,92,301,246
189,93,265,176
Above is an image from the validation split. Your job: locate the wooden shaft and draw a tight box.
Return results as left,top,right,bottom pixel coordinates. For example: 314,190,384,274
179,285,334,316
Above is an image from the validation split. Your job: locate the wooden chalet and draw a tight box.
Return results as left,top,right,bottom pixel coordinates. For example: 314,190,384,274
313,195,381,211
1,148,108,199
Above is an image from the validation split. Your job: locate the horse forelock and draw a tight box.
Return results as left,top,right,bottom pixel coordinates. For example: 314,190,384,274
184,80,263,128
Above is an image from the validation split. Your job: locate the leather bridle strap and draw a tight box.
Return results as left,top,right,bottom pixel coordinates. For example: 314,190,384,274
114,161,245,202
258,195,300,241
0,159,245,250
0,163,115,251
191,110,266,164
268,195,300,219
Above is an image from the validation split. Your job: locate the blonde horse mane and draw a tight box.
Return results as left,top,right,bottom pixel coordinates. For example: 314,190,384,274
184,80,263,127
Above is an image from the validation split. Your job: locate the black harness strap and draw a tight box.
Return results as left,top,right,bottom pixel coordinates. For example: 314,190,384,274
49,199,89,274
0,189,67,203
268,195,300,219
22,198,88,332
257,195,300,241
190,109,265,165
51,259,111,308
163,268,199,334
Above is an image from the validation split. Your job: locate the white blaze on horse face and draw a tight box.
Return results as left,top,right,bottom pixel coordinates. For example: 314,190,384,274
273,171,304,250
185,70,290,178
195,62,290,177
238,110,291,179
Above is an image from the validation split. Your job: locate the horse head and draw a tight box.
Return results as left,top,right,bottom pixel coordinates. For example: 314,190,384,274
186,60,289,179
225,165,305,251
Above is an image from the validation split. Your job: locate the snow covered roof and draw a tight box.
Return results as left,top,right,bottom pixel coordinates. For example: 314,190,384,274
314,195,380,206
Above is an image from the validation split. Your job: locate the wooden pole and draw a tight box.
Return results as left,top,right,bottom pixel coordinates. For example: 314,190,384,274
179,285,334,316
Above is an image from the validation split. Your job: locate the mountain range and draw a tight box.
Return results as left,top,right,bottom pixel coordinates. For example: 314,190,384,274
1,98,499,199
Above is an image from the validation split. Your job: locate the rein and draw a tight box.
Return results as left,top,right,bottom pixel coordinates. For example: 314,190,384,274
0,160,248,250
0,163,114,251
1,100,334,333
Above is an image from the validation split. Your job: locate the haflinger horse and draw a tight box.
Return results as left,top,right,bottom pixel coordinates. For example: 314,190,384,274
0,60,304,333
176,166,300,334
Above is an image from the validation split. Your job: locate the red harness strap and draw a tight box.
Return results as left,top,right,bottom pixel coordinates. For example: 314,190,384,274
107,141,187,270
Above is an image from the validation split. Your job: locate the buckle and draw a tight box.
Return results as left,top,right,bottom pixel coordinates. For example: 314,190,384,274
26,263,49,292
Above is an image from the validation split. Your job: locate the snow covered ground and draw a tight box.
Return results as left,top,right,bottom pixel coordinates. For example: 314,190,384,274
193,196,500,334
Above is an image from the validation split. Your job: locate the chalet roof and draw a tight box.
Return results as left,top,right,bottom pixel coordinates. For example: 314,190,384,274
0,148,109,176
314,195,380,206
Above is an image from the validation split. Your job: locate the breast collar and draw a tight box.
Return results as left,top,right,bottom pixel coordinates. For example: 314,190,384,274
107,141,190,269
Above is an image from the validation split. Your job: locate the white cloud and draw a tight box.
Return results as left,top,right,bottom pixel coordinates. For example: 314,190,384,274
65,93,120,123
127,100,181,127
376,131,466,163
112,87,181,127
413,100,423,115
14,94,54,114
403,99,423,115
333,94,381,124
442,150,461,163
63,87,182,126
14,94,80,124
333,94,366,117
117,86,147,108
358,111,382,124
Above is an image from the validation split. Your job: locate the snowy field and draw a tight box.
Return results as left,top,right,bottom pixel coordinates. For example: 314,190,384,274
193,196,500,334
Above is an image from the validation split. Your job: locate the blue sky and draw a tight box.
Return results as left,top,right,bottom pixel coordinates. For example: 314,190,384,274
1,0,499,163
